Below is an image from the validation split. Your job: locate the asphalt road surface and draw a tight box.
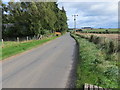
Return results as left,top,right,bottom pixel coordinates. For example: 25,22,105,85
2,33,77,88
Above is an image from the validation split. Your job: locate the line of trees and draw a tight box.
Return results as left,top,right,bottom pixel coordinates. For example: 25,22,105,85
1,1,68,38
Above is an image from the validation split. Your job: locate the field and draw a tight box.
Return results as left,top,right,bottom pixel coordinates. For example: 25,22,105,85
82,28,118,32
76,32,119,40
1,36,57,60
71,33,119,88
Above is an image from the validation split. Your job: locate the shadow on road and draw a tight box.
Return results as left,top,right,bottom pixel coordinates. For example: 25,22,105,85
66,39,79,88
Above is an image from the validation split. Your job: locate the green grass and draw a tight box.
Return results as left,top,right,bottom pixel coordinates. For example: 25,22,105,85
1,36,57,60
71,34,118,88
3,41,19,48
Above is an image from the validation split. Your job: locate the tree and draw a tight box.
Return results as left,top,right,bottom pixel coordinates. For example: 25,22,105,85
2,2,68,39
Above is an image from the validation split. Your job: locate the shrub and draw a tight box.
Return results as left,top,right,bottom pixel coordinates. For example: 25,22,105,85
94,37,100,44
89,35,94,42
108,41,115,54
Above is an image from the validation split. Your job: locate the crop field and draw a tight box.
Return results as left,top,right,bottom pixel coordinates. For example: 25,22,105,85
76,32,119,40
82,28,118,32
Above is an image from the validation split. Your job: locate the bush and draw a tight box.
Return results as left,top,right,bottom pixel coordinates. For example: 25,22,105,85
89,35,94,42
94,37,101,44
108,41,115,54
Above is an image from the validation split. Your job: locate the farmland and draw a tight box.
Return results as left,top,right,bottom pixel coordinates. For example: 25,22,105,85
76,32,119,40
82,28,118,32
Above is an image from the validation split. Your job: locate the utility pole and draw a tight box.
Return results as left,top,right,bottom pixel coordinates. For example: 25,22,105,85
72,14,78,32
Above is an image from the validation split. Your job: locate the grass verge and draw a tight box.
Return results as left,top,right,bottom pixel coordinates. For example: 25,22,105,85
71,33,118,88
1,36,57,60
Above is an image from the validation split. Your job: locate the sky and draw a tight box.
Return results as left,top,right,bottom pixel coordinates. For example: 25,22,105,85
3,0,118,29
58,1,118,29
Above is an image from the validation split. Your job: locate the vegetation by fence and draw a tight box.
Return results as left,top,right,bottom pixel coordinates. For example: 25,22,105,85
1,36,57,60
1,34,55,47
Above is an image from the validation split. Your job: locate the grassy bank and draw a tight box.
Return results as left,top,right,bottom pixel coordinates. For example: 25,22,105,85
71,34,118,88
1,36,57,60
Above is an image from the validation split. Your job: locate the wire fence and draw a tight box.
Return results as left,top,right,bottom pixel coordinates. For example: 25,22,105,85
1,34,55,47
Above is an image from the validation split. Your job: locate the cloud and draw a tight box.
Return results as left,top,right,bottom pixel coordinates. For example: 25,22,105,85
58,0,119,2
58,2,118,28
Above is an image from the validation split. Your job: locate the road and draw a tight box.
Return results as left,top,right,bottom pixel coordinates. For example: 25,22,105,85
2,33,77,88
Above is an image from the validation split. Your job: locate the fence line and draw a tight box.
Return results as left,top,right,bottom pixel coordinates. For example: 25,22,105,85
1,34,55,47
3,34,54,41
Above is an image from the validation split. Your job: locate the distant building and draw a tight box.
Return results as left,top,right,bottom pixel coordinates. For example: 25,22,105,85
82,27,93,30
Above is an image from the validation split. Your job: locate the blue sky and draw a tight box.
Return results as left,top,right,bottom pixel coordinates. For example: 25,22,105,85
58,1,118,28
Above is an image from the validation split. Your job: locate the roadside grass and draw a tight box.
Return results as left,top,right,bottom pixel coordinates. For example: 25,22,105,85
3,41,20,48
71,34,118,88
1,36,57,60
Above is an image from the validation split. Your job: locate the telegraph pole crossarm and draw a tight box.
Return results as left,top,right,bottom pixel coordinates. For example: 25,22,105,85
72,14,78,33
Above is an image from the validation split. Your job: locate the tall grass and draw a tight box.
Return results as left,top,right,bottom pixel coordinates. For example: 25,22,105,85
71,34,119,88
76,34,119,54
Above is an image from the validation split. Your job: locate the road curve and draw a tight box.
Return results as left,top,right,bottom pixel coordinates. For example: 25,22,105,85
2,33,77,88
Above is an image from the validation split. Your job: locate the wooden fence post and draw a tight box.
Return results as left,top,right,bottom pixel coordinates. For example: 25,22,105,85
2,39,4,47
17,37,19,42
27,36,28,41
